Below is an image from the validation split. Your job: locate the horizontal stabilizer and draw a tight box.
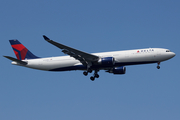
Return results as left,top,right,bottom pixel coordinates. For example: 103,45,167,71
4,56,27,65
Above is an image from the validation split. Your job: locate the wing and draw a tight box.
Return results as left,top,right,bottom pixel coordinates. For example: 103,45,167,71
43,35,99,66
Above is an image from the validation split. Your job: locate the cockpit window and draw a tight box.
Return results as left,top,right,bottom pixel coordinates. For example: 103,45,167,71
166,50,171,52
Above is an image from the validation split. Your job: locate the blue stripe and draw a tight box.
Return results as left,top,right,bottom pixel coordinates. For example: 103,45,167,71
49,61,159,71
49,65,86,71
25,50,39,59
13,48,22,60
9,40,21,45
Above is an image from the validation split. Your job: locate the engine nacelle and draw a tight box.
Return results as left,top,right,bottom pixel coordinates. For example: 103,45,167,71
108,66,126,74
98,57,115,66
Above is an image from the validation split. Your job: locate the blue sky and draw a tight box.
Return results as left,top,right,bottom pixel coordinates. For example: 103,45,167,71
0,0,179,120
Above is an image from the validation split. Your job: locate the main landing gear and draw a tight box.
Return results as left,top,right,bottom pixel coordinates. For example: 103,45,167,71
83,69,99,81
83,69,92,76
157,62,160,69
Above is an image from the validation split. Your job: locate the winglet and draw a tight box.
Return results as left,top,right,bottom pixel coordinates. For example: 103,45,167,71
43,35,50,41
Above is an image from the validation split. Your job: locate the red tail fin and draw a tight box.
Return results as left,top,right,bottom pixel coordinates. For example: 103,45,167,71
9,40,39,60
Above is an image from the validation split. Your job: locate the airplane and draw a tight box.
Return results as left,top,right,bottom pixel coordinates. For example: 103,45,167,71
4,35,176,81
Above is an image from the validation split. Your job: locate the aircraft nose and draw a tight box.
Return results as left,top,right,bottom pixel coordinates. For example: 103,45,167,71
171,52,176,58
172,52,176,57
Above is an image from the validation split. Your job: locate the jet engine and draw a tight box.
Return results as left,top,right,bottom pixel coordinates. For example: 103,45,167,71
107,66,126,74
98,57,115,66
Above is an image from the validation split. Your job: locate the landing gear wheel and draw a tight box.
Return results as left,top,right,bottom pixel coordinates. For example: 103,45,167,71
90,76,95,81
157,66,160,69
94,74,99,78
83,71,88,76
88,69,92,73
157,62,160,69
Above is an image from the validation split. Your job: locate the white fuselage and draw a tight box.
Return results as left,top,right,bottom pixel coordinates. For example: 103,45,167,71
12,48,175,71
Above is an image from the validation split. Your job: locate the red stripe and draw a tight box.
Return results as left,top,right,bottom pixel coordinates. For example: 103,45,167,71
11,44,25,51
20,48,28,60
14,51,20,60
11,44,27,60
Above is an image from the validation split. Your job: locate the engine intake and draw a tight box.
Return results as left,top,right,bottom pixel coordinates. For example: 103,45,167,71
108,66,126,74
98,57,115,66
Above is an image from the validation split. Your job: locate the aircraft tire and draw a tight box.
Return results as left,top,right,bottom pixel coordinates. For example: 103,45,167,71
95,74,99,78
83,71,88,76
157,66,160,69
90,76,95,81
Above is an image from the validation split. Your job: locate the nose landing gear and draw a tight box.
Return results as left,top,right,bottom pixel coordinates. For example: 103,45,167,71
157,62,160,69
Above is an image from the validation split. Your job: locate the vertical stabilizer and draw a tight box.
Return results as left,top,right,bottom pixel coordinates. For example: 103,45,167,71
9,40,39,60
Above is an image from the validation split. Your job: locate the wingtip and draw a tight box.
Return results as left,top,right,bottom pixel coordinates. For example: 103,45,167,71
43,35,50,41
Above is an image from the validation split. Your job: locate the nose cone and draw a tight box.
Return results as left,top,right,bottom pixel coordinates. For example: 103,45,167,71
169,52,176,59
160,50,175,61
172,52,176,57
